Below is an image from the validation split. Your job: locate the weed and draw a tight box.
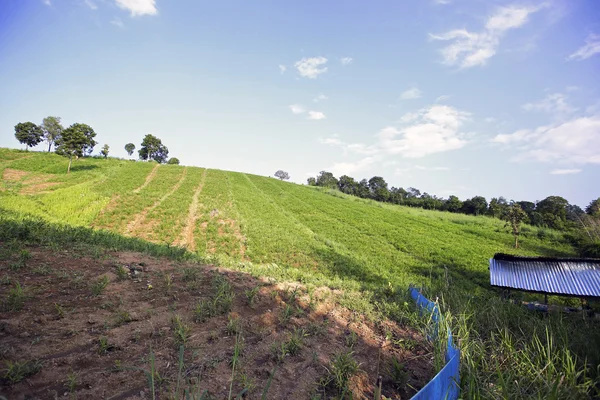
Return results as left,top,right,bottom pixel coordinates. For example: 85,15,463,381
115,265,128,281
98,336,113,354
3,359,42,384
279,304,293,325
1,275,11,285
66,370,78,392
228,333,243,400
114,310,132,326
245,286,260,307
285,329,305,356
387,358,407,390
172,314,191,345
164,273,173,291
328,350,359,392
5,282,25,311
287,286,300,303
91,276,110,296
54,303,65,319
182,267,199,282
345,330,358,349
225,315,241,336
32,264,52,275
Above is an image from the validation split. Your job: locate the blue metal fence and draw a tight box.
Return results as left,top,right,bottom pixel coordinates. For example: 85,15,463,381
409,287,460,400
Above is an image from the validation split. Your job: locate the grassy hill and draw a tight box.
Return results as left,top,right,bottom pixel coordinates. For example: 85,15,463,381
1,148,599,399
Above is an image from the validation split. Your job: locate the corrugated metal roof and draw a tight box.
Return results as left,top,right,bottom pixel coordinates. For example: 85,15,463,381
489,254,600,297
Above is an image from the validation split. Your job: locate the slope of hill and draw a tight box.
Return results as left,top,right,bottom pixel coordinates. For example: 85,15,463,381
1,148,598,399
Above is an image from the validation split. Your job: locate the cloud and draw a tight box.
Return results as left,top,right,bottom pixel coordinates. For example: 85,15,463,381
340,57,353,66
321,104,471,158
522,92,575,117
431,4,542,68
115,0,157,16
84,0,97,10
567,34,600,61
395,165,450,175
329,157,375,176
289,104,305,115
294,57,328,79
42,0,51,5
484,117,496,123
313,94,328,103
279,64,286,74
434,0,452,4
111,17,125,28
308,111,326,120
550,169,582,175
435,95,451,103
492,115,600,164
400,87,422,100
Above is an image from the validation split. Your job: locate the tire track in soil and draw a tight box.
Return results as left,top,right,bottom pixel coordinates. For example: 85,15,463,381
175,169,207,251
125,167,188,237
132,163,160,193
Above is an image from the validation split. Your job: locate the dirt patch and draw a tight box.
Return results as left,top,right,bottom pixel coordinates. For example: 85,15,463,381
125,168,188,236
133,164,160,194
0,245,434,400
20,182,60,195
175,170,207,251
2,169,29,182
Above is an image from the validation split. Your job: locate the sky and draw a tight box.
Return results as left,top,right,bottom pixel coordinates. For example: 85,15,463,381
0,0,599,207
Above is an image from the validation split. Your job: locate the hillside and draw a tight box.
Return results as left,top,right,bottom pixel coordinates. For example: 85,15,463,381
1,148,599,399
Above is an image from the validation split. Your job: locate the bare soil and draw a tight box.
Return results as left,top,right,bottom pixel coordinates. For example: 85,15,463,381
175,169,207,251
133,164,160,194
0,244,433,399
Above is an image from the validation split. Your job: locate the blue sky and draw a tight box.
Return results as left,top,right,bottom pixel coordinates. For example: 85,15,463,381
0,0,599,207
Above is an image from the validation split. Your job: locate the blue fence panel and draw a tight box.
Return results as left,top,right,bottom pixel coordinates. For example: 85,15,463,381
409,287,460,400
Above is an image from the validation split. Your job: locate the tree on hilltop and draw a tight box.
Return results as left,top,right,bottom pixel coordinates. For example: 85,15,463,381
14,122,44,150
55,123,97,173
40,116,63,152
100,144,110,159
139,134,169,163
274,170,290,180
586,198,600,217
125,143,136,157
503,203,528,248
167,157,180,165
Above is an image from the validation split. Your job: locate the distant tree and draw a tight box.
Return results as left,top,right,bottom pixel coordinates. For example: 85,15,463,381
444,195,463,213
536,196,569,229
488,197,508,218
274,170,290,180
503,204,528,248
566,204,585,223
338,175,358,195
586,198,600,217
356,179,370,198
167,157,180,165
139,134,169,163
407,187,421,199
125,143,136,157
368,176,390,202
316,171,338,189
100,144,110,159
462,196,488,216
517,201,536,222
14,122,43,150
389,187,408,204
40,116,63,152
55,123,97,173
307,177,316,186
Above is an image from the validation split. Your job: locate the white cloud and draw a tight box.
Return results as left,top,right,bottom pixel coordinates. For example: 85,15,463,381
431,4,542,68
294,57,328,79
115,0,157,16
550,169,582,175
434,0,452,4
111,17,124,28
84,0,97,10
340,57,353,66
308,111,326,120
435,95,451,103
278,64,286,74
522,93,575,117
42,0,51,5
395,165,450,175
289,104,305,115
329,157,375,176
321,104,471,159
313,94,328,103
484,117,497,123
567,34,600,61
400,87,422,100
492,115,600,164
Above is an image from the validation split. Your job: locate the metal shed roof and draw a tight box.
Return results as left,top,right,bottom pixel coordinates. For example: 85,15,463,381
489,253,600,298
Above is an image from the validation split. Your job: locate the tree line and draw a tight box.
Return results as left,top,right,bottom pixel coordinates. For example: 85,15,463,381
306,171,600,234
13,117,179,172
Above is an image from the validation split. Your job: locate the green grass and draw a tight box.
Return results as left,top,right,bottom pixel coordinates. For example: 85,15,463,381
0,147,598,398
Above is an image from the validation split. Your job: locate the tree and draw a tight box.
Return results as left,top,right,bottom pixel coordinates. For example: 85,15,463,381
125,143,136,157
503,204,528,248
274,170,290,180
368,176,390,202
14,122,43,150
536,196,569,229
461,196,488,216
139,134,169,163
338,175,358,195
444,195,463,213
100,144,110,159
307,177,316,186
167,158,180,165
586,198,600,217
316,171,338,189
55,123,97,173
40,116,63,152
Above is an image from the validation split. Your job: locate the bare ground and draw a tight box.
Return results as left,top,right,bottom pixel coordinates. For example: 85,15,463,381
133,164,160,194
175,169,207,251
0,244,434,399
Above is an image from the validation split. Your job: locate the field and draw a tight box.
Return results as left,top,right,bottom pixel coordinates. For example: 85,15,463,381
1,148,599,399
